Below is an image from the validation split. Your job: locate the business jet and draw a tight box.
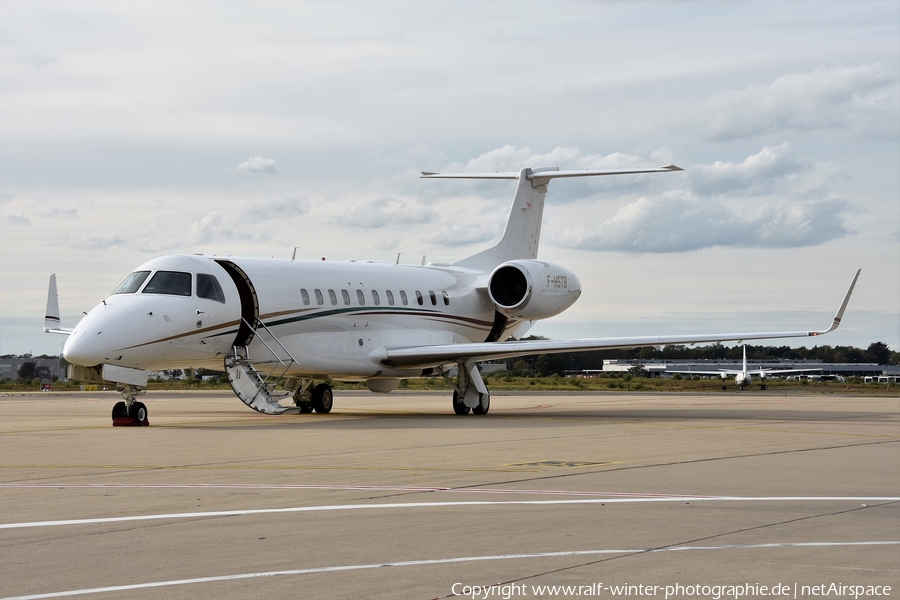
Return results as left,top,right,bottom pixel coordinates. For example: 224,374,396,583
667,345,824,390
44,164,861,425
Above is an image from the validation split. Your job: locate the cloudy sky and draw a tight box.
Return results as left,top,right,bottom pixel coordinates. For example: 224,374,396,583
1,1,898,356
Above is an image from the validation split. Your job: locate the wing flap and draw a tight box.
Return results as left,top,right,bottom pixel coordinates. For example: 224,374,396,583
381,269,861,370
381,330,815,369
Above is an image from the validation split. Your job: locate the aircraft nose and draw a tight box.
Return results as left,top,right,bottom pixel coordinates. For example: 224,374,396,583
64,329,110,367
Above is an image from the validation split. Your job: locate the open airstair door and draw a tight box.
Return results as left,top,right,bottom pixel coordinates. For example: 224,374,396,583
216,260,292,415
215,260,259,347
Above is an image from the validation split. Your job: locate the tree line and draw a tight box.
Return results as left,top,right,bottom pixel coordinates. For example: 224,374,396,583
2,342,896,384
504,340,898,378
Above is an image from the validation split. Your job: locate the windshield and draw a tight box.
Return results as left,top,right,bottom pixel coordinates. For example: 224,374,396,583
111,271,151,295
142,271,192,297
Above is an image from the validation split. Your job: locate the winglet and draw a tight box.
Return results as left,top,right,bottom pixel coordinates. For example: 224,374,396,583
810,269,861,336
44,274,73,335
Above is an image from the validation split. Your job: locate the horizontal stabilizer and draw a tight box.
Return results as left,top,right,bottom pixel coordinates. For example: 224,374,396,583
421,164,682,180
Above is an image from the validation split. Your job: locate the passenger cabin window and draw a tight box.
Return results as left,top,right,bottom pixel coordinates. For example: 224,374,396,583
386,290,394,306
400,291,408,306
371,290,380,305
197,274,226,303
112,271,150,294
442,291,450,306
314,289,324,305
301,289,310,305
356,290,365,305
142,271,192,297
415,291,423,306
429,291,437,306
328,289,337,305
341,290,351,305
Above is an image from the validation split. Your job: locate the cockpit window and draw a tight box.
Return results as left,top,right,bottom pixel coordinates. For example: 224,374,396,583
197,274,226,303
112,271,150,295
142,271,192,297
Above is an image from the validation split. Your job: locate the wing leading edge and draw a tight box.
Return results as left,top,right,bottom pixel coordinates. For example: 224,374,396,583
378,269,861,370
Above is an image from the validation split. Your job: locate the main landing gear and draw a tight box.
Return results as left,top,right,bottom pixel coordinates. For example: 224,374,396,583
445,360,490,416
111,384,149,426
290,379,333,414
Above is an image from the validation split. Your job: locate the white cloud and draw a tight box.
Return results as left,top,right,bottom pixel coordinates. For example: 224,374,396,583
699,65,900,140
1,193,14,206
690,144,837,197
35,204,78,218
3,211,32,227
337,197,438,229
423,215,503,247
234,156,279,174
188,211,246,244
239,196,309,221
556,192,853,253
15,54,58,68
445,145,652,174
79,233,127,250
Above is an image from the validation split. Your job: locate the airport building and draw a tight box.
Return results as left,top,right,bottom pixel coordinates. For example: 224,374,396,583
0,357,64,382
598,358,900,380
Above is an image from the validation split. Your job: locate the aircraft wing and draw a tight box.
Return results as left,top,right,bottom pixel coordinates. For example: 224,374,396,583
665,367,824,376
753,367,823,375
379,269,860,370
666,369,737,376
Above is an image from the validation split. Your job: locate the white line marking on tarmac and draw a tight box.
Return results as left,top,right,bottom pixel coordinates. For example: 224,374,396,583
3,542,897,600
3,497,898,529
0,482,707,498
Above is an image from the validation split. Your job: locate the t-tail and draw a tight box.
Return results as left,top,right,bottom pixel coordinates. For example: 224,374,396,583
421,164,684,271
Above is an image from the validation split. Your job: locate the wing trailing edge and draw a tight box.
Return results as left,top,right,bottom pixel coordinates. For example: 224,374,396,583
379,269,861,370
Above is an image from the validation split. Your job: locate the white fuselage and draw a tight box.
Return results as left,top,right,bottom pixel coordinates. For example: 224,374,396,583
63,254,510,380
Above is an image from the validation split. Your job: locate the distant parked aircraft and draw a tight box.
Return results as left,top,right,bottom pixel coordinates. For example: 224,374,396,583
668,345,823,389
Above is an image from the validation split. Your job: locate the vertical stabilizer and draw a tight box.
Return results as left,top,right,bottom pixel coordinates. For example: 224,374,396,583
420,163,683,272
454,167,554,270
742,345,748,377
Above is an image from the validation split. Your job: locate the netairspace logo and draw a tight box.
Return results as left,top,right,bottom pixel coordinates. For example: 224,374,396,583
450,582,893,599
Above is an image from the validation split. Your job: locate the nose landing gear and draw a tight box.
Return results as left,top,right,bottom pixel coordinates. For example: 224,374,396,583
112,384,149,426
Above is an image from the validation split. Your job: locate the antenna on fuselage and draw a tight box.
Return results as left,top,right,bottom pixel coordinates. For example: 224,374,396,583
421,256,426,266
291,247,300,261
396,253,401,265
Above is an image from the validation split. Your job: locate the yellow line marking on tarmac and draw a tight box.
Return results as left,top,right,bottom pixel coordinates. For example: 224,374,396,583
639,423,900,439
0,464,542,473
503,461,618,468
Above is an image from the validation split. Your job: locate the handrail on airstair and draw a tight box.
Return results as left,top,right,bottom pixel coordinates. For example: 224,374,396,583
238,317,298,390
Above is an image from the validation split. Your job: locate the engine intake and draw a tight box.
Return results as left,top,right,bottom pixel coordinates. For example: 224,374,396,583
488,260,581,320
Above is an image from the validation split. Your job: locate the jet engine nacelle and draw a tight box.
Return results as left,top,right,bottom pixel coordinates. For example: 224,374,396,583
488,260,582,320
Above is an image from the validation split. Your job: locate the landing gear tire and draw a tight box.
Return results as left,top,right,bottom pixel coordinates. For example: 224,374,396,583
112,401,128,424
131,402,149,425
312,383,333,414
472,393,490,416
452,390,470,415
298,401,314,414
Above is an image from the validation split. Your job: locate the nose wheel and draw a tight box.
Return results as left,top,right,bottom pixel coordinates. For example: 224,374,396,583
112,384,149,426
